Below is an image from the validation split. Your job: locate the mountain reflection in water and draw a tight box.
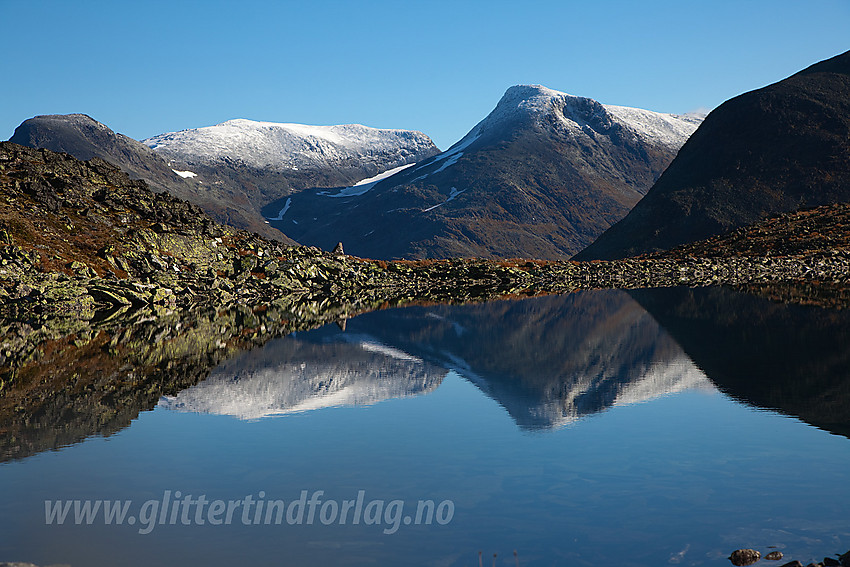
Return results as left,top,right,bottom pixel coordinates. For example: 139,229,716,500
631,286,850,438
158,338,446,419
160,290,715,429
5,286,850,465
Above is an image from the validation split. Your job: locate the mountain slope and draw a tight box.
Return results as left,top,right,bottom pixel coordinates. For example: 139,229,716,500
9,115,440,244
272,85,702,260
142,119,439,216
8,113,290,240
576,50,850,260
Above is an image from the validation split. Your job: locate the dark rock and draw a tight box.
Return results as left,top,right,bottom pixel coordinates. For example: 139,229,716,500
824,558,842,566
779,562,804,567
332,242,344,255
765,552,784,561
730,549,762,566
577,50,850,260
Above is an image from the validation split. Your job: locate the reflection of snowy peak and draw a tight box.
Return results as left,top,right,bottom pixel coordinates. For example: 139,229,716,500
450,340,713,430
158,337,445,420
338,291,716,430
612,355,713,407
144,119,439,172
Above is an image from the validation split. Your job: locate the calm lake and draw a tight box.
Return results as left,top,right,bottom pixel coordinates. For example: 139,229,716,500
2,287,850,566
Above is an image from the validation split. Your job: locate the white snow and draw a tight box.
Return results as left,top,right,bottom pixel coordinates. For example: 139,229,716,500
323,163,415,198
423,187,466,212
171,169,197,178
475,84,702,150
144,118,436,172
409,132,481,182
157,337,443,420
267,197,291,221
352,340,421,362
604,104,703,148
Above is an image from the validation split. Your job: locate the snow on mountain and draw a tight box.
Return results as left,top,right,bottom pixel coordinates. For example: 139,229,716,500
144,119,438,172
319,163,416,198
339,84,702,188
157,336,445,420
480,84,703,149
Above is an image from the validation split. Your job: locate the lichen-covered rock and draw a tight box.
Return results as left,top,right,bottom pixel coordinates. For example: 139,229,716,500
730,549,761,566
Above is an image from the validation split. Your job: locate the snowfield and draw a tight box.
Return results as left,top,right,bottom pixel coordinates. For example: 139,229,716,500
144,119,437,171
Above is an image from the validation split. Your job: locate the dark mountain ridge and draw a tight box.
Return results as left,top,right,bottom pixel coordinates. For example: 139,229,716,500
577,50,850,260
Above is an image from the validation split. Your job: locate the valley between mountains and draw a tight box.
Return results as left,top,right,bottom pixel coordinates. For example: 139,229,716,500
2,50,850,427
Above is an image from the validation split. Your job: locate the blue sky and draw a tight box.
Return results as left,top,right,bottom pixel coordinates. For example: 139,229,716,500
1,0,848,150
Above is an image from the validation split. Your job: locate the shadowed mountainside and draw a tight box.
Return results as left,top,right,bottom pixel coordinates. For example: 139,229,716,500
631,286,850,439
577,50,850,260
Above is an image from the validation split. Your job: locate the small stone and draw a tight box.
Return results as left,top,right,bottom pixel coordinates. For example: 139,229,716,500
766,552,784,561
730,549,762,566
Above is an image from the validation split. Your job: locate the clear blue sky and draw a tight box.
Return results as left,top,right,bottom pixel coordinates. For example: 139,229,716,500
1,0,848,150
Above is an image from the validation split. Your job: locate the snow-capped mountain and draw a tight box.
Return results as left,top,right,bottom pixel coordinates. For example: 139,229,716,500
9,114,439,242
7,113,291,240
144,119,438,175
272,85,703,260
158,335,445,420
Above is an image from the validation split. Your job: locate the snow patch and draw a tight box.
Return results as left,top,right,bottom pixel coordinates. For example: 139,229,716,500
423,187,466,212
267,197,291,221
409,132,481,182
172,169,197,178
324,163,415,198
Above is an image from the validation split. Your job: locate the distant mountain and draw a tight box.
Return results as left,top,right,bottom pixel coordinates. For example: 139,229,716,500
145,119,438,176
143,120,439,225
272,85,702,260
576,50,850,260
9,114,439,243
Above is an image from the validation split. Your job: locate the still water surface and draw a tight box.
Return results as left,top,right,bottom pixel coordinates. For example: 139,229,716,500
2,288,850,566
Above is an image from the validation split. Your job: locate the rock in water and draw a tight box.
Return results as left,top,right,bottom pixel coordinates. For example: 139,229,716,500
765,551,784,561
730,549,762,566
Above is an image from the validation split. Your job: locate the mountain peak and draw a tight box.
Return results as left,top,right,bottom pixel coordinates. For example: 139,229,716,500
474,84,701,150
